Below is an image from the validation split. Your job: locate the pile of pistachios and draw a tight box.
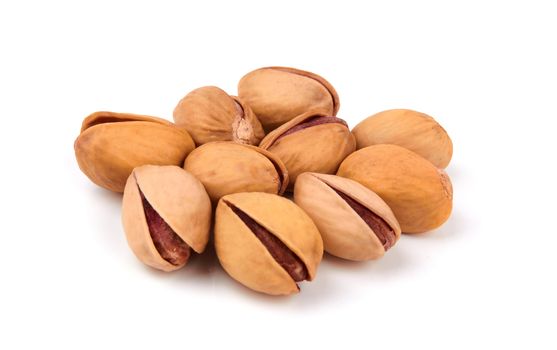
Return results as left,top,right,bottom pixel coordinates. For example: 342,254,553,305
75,66,453,296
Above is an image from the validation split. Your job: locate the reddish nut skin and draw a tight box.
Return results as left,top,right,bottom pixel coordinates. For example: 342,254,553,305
226,201,308,282
332,189,396,250
141,191,191,266
293,173,401,261
215,192,323,296
122,165,212,272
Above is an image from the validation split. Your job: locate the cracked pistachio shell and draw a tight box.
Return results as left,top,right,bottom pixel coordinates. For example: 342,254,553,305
183,142,288,203
74,111,195,192
215,192,323,295
352,109,453,168
173,86,265,146
238,66,340,132
294,173,401,261
259,110,356,189
122,165,211,272
337,145,453,233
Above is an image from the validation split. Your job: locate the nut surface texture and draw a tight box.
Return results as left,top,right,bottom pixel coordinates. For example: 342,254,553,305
352,109,453,168
122,165,211,272
337,144,453,233
173,86,265,146
215,192,323,295
294,173,401,260
238,66,340,132
75,111,195,192
183,141,288,203
259,110,355,189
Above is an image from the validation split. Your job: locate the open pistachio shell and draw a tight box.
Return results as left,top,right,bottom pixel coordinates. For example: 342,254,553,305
238,66,340,132
75,111,195,192
122,165,211,272
183,141,288,203
259,109,355,189
337,145,453,233
173,86,265,146
294,173,401,261
352,109,453,168
215,192,323,295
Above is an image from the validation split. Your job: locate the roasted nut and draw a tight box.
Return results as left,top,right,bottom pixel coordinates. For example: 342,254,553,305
74,111,195,192
337,144,453,233
352,109,453,168
173,86,265,146
122,165,211,272
215,192,323,295
259,110,355,189
183,141,288,203
294,173,401,261
238,66,340,132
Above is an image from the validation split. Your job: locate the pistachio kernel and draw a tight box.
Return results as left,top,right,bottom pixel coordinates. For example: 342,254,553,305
139,189,191,266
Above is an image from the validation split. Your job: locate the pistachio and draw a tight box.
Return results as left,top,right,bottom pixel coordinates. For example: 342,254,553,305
352,109,453,168
173,86,265,146
122,165,211,272
214,192,323,295
238,66,340,132
337,145,453,233
183,141,288,203
74,111,195,192
259,110,356,189
294,173,401,261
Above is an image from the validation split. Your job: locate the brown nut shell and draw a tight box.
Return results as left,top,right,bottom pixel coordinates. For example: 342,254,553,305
122,165,211,272
294,173,401,261
75,111,196,192
173,86,265,146
337,144,453,233
183,142,288,203
215,192,323,295
259,110,355,189
238,66,340,132
352,109,453,168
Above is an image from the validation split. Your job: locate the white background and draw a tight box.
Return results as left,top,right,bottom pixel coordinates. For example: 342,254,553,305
1,1,555,349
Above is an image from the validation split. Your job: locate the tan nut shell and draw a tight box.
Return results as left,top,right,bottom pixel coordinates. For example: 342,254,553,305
122,165,211,272
75,111,196,192
238,66,340,132
294,173,401,261
215,192,323,295
173,86,265,146
337,144,453,233
183,142,288,203
352,109,453,169
259,110,356,189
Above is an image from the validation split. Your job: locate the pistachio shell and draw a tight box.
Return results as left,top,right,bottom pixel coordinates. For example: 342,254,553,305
352,109,453,168
259,110,355,189
294,173,401,260
74,111,195,192
80,111,173,132
122,165,211,272
183,142,288,203
238,66,340,132
215,192,323,295
337,145,453,233
173,86,265,146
